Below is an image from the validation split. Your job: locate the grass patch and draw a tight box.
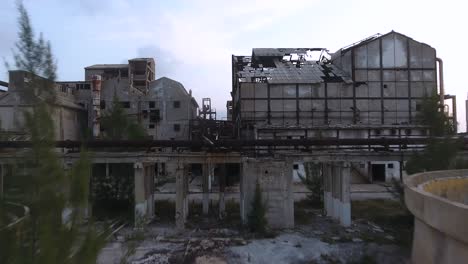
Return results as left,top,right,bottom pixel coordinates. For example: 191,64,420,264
352,199,414,250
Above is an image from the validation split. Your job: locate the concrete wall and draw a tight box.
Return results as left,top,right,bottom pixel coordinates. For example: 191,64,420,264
233,32,437,141
0,71,85,140
240,158,294,229
81,65,197,140
146,77,197,140
404,169,468,264
134,162,155,226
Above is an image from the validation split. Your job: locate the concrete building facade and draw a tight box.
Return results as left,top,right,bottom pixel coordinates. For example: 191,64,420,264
0,71,86,140
231,31,447,183
58,58,198,140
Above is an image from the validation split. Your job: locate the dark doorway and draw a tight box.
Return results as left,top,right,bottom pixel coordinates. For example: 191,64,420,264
371,164,386,182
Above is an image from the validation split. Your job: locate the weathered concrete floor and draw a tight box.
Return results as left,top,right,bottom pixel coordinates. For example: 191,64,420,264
97,208,409,264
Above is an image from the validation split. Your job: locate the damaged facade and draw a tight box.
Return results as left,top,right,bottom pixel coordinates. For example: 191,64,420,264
0,31,459,230
231,31,453,183
0,58,199,141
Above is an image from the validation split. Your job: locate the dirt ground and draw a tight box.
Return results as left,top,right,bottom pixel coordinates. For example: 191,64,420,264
98,199,412,264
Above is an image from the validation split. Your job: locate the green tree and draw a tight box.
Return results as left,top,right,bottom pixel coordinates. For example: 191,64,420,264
405,93,462,174
418,93,455,136
247,180,267,234
0,2,106,263
298,163,323,207
100,94,146,140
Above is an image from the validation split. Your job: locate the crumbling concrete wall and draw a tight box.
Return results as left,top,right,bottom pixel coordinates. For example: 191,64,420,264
240,158,294,229
134,162,155,227
405,169,468,264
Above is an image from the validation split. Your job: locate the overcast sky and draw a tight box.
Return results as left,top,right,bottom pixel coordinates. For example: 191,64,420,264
1,0,467,131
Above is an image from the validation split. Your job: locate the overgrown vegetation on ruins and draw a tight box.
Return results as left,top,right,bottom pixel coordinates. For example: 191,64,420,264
0,2,106,263
405,93,466,174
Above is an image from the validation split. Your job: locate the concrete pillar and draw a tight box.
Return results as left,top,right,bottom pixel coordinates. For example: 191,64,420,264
202,163,210,215
240,158,294,229
323,163,332,217
340,163,351,227
0,164,4,200
134,162,147,227
218,164,226,219
332,164,340,219
175,163,188,230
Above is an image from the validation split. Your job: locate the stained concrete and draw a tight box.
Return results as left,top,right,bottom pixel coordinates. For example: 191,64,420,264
240,158,294,229
404,169,468,264
323,162,351,226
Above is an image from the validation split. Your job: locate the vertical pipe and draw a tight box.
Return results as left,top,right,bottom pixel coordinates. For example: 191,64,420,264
436,58,444,107
91,75,102,138
452,95,457,132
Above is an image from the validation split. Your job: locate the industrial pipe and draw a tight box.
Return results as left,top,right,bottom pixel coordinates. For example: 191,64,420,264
436,58,444,107
0,137,466,149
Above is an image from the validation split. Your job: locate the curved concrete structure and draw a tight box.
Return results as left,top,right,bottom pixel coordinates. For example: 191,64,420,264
404,169,468,264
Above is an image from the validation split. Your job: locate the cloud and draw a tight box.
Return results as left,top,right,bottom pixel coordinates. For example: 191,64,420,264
136,45,182,78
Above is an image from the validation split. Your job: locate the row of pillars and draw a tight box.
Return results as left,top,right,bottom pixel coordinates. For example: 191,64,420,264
176,163,227,230
323,162,351,226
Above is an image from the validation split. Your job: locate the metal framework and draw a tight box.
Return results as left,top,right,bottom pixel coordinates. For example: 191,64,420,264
0,137,466,149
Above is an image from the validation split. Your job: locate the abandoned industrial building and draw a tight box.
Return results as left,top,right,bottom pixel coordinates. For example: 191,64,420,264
0,31,460,233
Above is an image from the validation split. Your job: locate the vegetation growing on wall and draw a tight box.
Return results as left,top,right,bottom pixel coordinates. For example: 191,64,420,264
100,94,147,140
298,163,323,207
0,2,106,263
90,163,134,221
247,180,267,234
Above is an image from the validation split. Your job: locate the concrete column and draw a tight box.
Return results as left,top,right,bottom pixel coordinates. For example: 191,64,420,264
0,164,4,200
202,163,210,215
323,163,331,216
240,158,294,229
332,164,340,219
340,163,351,226
218,164,226,219
175,163,188,230
183,165,189,222
134,162,147,226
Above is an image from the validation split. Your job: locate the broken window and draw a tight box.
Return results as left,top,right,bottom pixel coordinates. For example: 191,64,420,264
149,124,155,129
387,163,394,169
173,101,180,108
173,124,180,132
149,101,155,108
293,164,299,170
100,100,106,109
150,109,160,122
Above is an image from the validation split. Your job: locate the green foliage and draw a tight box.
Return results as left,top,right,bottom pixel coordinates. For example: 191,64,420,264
405,94,461,174
405,138,462,174
418,93,455,136
247,180,267,234
0,3,106,263
100,94,146,140
298,163,323,207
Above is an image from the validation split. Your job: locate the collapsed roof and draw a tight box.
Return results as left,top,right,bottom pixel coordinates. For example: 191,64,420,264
234,48,351,84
